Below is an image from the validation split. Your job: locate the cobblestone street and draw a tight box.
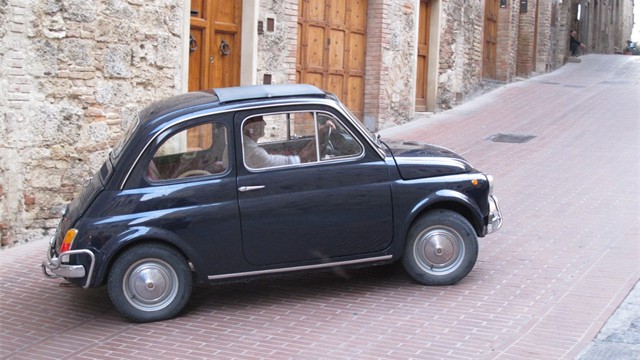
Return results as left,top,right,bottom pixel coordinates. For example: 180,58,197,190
1,54,639,359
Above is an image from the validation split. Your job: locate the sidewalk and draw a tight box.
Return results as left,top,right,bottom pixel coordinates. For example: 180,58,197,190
577,282,640,359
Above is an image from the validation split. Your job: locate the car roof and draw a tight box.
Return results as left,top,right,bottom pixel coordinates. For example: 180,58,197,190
138,84,328,125
213,84,326,104
138,91,218,124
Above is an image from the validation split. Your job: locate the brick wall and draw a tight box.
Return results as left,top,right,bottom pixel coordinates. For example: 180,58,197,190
365,0,418,130
363,0,389,130
516,0,537,77
494,0,519,82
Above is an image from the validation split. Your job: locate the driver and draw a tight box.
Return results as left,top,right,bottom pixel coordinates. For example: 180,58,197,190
243,116,335,169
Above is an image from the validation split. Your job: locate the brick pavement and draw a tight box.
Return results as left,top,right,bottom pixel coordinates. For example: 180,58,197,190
1,54,639,360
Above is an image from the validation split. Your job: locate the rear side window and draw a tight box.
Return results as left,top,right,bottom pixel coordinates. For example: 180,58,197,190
147,122,228,181
112,114,140,160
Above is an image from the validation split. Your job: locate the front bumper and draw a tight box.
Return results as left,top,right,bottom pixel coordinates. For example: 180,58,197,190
487,194,503,234
41,237,96,289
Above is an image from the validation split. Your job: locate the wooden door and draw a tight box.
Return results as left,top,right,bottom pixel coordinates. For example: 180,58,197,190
297,0,367,120
415,0,431,112
483,0,498,79
188,0,241,148
189,0,242,92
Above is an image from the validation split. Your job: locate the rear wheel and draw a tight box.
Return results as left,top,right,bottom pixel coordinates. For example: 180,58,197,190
402,210,478,285
108,243,192,322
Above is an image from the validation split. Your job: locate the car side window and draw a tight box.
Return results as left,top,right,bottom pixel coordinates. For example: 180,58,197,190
147,122,228,181
242,111,363,170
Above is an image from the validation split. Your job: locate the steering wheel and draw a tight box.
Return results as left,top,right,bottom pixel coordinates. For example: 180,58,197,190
320,126,336,157
177,169,211,178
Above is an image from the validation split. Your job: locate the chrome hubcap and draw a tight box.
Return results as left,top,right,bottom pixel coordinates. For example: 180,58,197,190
124,259,178,311
423,233,455,265
415,227,464,275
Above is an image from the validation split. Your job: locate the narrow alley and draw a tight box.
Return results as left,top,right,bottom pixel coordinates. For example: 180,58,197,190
1,54,638,359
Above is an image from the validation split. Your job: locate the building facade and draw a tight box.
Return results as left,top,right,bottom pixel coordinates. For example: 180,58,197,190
0,0,635,246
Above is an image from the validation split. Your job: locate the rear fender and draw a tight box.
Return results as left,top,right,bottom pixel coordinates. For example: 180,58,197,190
91,227,202,286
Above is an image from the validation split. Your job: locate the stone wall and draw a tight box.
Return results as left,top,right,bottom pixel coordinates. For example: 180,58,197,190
536,0,556,73
256,0,298,85
578,0,635,54
436,0,485,110
0,0,185,246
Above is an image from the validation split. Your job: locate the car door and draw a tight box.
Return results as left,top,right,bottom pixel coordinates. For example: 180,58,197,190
235,108,394,266
121,116,243,275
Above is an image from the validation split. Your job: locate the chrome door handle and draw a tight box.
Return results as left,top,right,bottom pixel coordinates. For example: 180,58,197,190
238,185,266,192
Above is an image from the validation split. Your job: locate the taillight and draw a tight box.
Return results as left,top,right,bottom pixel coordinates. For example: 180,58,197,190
60,229,78,253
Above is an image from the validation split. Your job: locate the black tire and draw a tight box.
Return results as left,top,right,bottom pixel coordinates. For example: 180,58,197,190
402,210,478,286
108,243,192,323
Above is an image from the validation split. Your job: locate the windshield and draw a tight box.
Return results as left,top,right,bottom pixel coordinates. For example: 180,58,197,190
111,114,140,160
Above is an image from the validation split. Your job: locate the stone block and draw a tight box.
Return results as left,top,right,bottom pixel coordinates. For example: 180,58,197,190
60,38,94,66
62,0,96,23
104,45,132,78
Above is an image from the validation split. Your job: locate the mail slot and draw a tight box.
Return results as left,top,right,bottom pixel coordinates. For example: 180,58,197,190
520,0,528,13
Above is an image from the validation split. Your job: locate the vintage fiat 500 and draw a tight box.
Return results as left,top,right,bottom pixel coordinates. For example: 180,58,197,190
42,84,502,322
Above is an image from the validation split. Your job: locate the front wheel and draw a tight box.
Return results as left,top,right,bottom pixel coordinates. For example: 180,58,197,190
402,210,478,286
108,243,192,322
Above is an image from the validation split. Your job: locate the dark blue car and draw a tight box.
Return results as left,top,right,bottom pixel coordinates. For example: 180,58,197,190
42,84,502,322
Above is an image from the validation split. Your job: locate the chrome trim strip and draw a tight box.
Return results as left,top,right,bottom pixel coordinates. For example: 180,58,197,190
207,255,393,280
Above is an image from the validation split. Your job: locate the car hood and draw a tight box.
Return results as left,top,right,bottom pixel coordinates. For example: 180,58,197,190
382,140,473,179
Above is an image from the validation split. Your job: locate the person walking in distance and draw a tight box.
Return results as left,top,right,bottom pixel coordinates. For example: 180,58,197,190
569,30,587,56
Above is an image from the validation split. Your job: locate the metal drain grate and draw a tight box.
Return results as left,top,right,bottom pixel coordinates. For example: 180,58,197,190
600,80,634,85
488,133,536,144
